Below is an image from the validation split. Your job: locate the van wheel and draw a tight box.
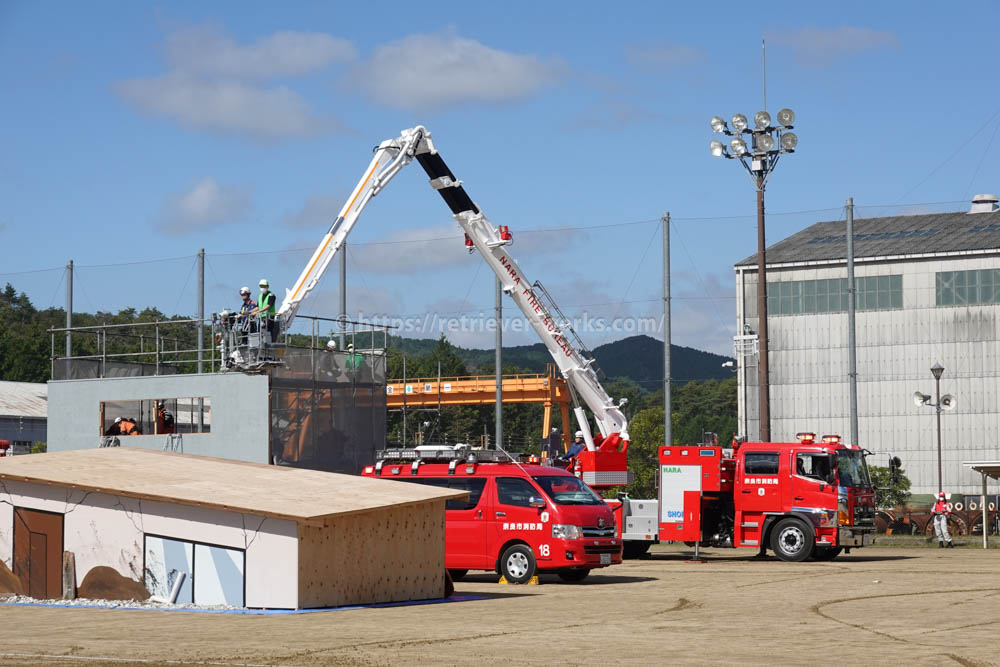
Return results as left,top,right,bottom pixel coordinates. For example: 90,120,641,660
557,569,590,582
770,518,814,562
448,569,468,581
499,544,536,584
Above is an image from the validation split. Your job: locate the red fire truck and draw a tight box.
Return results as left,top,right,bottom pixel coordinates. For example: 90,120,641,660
613,433,878,561
362,446,623,583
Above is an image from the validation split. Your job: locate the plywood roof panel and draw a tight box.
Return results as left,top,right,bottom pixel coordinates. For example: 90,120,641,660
0,448,464,525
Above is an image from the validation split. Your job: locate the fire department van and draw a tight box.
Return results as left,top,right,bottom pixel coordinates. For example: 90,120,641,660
362,446,623,583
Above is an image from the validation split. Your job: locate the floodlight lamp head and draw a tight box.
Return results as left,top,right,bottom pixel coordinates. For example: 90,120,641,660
777,108,795,126
940,394,956,411
731,114,748,132
913,391,931,407
729,137,748,156
780,132,798,151
710,140,725,157
754,110,771,129
710,116,727,133
756,134,775,153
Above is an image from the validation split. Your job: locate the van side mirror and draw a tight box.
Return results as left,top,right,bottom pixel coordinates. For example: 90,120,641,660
528,496,547,509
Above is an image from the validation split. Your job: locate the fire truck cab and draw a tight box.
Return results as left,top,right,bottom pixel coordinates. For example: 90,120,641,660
623,433,877,562
363,446,623,583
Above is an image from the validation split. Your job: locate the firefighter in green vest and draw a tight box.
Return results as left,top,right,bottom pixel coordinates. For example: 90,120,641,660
250,278,278,342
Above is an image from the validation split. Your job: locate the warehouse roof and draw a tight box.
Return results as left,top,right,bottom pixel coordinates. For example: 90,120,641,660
0,381,47,419
0,448,465,526
736,209,1000,268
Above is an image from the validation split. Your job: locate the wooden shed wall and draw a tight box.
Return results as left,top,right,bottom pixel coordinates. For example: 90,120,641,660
297,499,447,608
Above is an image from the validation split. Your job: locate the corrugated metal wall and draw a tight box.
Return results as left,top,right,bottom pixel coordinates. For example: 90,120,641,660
738,255,1000,495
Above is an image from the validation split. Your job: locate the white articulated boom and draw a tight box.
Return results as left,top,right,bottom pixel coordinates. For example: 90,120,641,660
281,126,631,486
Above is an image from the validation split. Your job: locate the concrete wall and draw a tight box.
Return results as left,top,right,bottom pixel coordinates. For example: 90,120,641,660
738,254,1000,495
0,478,299,608
47,373,270,463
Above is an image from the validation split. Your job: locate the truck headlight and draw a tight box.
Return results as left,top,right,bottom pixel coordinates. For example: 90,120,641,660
552,524,582,540
818,510,837,527
838,510,850,526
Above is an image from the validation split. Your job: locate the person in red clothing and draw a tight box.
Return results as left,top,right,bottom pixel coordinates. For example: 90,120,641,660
932,492,954,548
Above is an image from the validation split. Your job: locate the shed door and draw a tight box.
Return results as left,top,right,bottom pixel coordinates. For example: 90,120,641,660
13,508,64,599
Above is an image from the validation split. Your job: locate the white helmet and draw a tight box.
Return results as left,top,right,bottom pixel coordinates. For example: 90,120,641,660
575,430,585,439
239,286,251,295
326,339,337,350
259,278,269,288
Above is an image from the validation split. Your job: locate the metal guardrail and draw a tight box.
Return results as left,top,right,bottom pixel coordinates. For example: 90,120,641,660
48,313,393,378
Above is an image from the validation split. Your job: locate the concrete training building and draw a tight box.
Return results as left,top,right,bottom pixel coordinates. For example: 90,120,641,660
734,195,1000,495
0,447,462,608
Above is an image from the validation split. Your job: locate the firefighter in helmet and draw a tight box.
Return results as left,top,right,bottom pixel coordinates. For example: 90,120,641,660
558,431,587,464
932,492,954,548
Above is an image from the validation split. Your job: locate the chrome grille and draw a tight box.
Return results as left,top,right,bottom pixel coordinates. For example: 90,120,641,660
582,525,616,538
854,504,875,526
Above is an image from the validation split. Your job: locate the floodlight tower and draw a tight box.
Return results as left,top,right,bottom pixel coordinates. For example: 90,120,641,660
710,108,797,442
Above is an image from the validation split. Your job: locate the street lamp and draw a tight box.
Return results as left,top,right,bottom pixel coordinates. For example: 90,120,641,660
913,362,956,493
710,108,797,442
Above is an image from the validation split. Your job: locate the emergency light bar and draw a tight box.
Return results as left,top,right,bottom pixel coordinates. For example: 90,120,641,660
821,435,841,444
376,448,526,464
796,432,816,443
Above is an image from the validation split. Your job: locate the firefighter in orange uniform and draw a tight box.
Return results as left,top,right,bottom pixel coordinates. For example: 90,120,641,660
932,492,954,548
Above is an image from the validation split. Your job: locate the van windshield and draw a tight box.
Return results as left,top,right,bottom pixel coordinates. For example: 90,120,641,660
532,476,605,505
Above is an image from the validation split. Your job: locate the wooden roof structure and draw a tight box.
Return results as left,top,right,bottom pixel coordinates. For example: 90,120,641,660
0,448,463,526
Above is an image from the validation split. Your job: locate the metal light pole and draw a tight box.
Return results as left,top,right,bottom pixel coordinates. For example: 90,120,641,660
710,108,797,442
914,363,955,494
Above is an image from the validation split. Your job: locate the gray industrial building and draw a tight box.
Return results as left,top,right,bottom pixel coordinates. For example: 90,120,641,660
0,381,47,453
734,195,1000,495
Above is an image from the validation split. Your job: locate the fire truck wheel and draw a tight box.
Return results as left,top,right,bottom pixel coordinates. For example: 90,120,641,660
499,544,536,584
812,546,842,561
448,569,468,582
622,541,651,559
770,518,814,562
557,568,590,582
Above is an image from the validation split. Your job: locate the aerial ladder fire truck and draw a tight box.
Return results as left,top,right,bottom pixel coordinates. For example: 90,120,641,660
277,126,632,490
278,126,887,563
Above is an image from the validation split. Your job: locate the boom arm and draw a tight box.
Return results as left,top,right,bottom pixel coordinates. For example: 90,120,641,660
277,128,428,328
406,133,628,450
279,126,628,467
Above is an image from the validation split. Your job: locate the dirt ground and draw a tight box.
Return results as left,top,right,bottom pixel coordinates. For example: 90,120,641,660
1,544,998,667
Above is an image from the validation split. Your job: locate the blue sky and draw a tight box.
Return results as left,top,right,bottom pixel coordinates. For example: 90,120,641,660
2,1,999,355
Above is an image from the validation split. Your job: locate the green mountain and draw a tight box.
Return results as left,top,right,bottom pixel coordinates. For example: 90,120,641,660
388,334,734,387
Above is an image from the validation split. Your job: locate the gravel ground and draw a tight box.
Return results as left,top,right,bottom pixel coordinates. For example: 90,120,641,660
0,544,997,666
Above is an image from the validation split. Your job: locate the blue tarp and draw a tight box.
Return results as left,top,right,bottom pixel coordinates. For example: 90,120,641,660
0,594,484,615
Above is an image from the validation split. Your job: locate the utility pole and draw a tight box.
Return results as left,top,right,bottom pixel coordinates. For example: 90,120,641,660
197,248,204,374
662,213,672,448
340,244,347,349
495,275,503,450
65,260,73,358
846,198,859,446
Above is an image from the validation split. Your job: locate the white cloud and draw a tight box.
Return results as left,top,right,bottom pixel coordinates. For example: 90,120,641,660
117,26,354,139
768,26,898,65
346,224,588,274
624,43,705,69
348,224,477,273
117,73,337,138
283,194,346,229
160,178,251,235
346,32,566,110
165,26,357,79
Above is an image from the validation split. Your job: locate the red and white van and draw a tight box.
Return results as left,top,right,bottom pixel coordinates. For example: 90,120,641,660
362,446,622,583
